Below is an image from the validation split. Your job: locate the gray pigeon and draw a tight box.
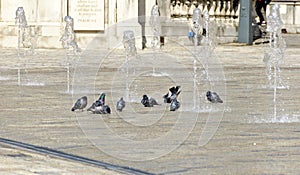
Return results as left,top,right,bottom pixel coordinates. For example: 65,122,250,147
163,86,181,103
206,91,223,103
150,97,159,106
87,92,106,112
71,96,88,111
170,98,180,111
87,102,96,112
141,94,159,107
116,97,125,111
94,105,111,114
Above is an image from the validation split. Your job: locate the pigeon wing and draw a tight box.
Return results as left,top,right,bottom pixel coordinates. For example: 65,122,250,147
72,98,81,111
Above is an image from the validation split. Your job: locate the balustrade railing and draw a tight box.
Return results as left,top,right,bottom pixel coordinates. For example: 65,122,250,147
170,0,240,24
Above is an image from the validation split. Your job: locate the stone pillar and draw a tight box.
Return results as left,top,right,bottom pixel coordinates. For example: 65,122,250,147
107,0,117,26
138,0,146,49
238,0,253,44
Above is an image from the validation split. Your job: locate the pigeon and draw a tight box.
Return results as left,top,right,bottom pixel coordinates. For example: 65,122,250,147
94,105,111,114
87,93,106,111
170,98,180,111
206,91,223,103
87,102,97,112
141,94,159,107
163,86,181,103
97,93,106,106
116,97,125,112
87,92,111,114
71,96,88,111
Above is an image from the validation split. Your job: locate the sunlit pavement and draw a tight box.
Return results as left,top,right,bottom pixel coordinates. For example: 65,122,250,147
0,34,300,174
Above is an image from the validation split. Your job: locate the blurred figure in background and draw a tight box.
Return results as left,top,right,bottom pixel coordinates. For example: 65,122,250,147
255,0,271,25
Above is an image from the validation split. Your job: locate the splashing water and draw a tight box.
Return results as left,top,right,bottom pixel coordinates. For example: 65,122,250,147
15,7,36,55
150,5,161,75
60,16,80,54
201,11,213,80
123,30,137,101
252,114,299,123
150,5,160,48
264,4,288,120
60,16,81,93
15,7,27,86
15,7,27,28
264,4,287,89
198,11,220,111
192,8,202,111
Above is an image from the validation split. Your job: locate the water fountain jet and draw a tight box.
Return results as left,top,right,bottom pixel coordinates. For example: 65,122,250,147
150,4,161,75
192,7,202,111
60,16,81,93
265,4,288,120
15,7,27,86
122,30,137,101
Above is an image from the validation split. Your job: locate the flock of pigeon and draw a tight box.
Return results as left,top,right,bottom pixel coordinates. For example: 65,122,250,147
71,86,223,113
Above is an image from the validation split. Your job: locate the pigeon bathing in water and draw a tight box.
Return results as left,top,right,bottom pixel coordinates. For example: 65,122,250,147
141,94,159,107
88,103,111,114
94,105,111,114
163,86,181,103
206,91,223,103
116,97,125,111
87,92,111,114
71,96,88,111
170,98,180,111
87,92,106,111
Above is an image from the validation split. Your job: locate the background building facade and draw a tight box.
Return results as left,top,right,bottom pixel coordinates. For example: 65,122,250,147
0,0,299,49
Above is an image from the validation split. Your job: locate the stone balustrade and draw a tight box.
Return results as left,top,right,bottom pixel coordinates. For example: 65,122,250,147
168,0,300,33
170,0,240,23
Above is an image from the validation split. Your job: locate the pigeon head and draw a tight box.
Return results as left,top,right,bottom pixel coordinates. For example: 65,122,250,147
143,94,149,100
99,93,106,99
98,93,106,104
206,91,211,97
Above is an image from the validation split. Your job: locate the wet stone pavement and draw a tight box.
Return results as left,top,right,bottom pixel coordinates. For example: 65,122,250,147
0,34,300,174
